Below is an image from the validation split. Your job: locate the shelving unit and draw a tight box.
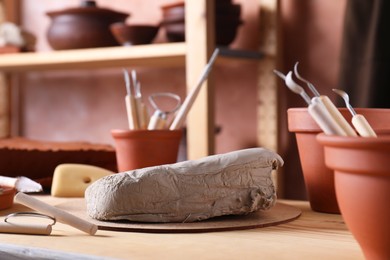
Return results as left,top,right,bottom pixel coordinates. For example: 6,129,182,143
0,43,262,72
0,0,262,160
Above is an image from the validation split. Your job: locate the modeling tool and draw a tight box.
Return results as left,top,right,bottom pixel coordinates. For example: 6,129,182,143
169,48,220,130
294,62,357,136
332,89,377,137
123,69,139,130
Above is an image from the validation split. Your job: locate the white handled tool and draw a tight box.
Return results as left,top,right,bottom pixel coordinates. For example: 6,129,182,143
123,69,140,130
293,62,357,137
284,71,347,136
332,89,377,137
169,48,219,130
308,97,345,135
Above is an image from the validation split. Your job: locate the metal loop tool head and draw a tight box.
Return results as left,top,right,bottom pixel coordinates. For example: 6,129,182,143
148,92,182,117
293,62,320,97
4,212,56,226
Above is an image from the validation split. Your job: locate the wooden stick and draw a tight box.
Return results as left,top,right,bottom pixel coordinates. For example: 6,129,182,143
0,222,51,235
169,48,219,130
14,192,97,235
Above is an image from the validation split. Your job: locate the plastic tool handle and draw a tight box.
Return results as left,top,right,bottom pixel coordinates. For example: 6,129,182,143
0,222,52,235
125,95,139,130
319,96,357,137
14,192,98,235
352,114,378,137
308,98,347,136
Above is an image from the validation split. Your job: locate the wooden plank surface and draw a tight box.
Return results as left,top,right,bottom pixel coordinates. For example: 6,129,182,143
185,0,216,159
0,43,187,72
0,196,364,260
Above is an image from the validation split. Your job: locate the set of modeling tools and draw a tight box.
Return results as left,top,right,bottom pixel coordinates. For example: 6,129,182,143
123,48,219,131
274,62,377,137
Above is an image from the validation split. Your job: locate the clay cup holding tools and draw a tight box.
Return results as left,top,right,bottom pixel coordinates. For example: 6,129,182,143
111,129,182,172
287,108,390,214
317,133,390,260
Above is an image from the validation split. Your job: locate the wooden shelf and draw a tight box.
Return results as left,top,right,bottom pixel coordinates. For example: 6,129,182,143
0,43,262,73
0,43,187,72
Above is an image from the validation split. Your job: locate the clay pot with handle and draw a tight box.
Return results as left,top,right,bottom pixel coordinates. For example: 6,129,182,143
46,0,129,50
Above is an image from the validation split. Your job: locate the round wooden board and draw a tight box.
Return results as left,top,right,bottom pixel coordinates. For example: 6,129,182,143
57,199,301,233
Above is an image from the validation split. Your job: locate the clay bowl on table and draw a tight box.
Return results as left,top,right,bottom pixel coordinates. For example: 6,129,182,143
287,108,390,214
0,186,16,210
317,133,390,260
46,0,128,50
110,23,160,46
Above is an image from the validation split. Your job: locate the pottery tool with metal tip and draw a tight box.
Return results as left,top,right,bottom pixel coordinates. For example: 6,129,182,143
275,70,346,135
123,69,139,130
169,48,220,130
294,62,357,137
332,89,377,137
148,92,181,130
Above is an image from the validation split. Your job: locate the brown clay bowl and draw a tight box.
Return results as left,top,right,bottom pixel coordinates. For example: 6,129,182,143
46,1,128,50
110,23,160,46
317,133,390,260
0,186,16,210
160,1,242,46
287,108,390,214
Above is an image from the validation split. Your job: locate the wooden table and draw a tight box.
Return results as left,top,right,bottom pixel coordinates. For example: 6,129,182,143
0,196,364,260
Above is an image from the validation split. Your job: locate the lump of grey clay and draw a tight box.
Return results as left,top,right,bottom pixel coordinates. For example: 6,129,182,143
85,148,283,223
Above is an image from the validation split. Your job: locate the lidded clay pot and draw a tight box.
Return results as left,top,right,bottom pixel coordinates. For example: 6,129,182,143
46,0,129,50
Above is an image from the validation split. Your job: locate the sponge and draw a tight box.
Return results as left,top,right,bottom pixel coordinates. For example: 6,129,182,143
51,164,114,197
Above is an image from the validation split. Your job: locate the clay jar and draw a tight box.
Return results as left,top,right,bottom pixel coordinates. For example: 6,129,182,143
317,133,390,260
0,186,16,210
287,108,390,214
111,129,182,172
46,0,128,50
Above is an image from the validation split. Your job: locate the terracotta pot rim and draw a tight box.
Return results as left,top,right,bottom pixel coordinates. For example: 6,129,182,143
317,133,390,149
287,107,390,132
111,129,182,138
288,107,390,112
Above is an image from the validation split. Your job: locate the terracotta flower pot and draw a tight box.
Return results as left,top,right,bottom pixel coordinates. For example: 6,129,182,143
111,129,182,172
0,186,16,210
287,108,390,214
317,133,390,260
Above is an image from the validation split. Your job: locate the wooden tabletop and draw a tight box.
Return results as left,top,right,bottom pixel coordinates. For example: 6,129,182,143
0,196,364,260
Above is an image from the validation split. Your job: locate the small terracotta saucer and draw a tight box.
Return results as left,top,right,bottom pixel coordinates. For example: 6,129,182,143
0,186,16,210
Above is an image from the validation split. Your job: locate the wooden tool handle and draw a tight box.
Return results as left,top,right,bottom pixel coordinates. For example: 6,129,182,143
319,96,357,137
0,222,51,235
352,115,377,137
308,98,347,136
125,95,139,130
14,192,97,235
